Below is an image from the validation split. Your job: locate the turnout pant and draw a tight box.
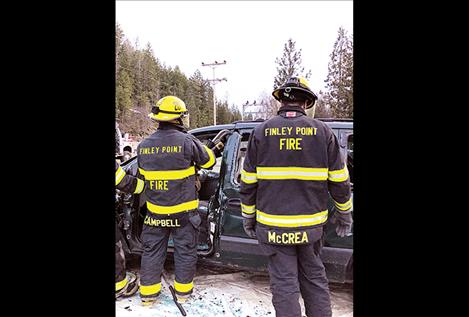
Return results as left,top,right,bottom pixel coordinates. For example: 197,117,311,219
257,225,332,317
116,221,127,291
139,210,201,299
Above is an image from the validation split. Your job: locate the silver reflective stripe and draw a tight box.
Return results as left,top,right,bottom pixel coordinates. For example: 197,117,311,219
242,212,256,219
241,169,257,183
134,179,144,194
257,170,328,177
335,198,352,211
256,167,329,180
256,210,328,227
328,167,349,182
241,174,257,181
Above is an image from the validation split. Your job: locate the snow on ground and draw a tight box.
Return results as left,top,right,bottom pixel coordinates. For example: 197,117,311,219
116,261,352,317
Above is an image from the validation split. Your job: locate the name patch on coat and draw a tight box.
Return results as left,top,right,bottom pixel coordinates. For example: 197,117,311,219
267,231,309,245
144,215,181,227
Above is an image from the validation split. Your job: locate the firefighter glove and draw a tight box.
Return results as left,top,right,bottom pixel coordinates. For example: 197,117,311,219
243,217,257,238
331,209,353,237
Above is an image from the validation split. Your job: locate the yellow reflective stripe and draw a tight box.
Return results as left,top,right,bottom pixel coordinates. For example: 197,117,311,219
146,199,199,214
140,282,161,296
241,169,258,184
200,145,216,168
241,203,256,214
256,166,328,181
116,277,128,291
256,210,328,228
174,280,193,293
116,166,126,185
134,179,144,194
334,198,353,211
139,166,195,180
328,166,349,182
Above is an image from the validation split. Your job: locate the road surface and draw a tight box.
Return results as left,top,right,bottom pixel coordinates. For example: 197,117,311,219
116,259,353,316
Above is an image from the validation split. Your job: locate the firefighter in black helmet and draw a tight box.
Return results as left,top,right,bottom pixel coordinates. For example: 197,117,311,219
115,160,145,299
240,77,353,317
137,96,228,306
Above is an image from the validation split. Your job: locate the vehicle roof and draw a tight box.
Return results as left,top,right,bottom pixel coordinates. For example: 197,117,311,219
189,118,352,134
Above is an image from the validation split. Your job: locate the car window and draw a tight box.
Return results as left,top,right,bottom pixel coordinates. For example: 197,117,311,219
233,132,252,186
332,129,339,138
191,131,223,174
338,129,353,148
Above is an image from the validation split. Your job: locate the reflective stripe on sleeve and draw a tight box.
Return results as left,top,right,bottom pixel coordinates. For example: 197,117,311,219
328,165,349,182
256,210,328,228
334,197,353,211
256,166,328,181
146,199,199,215
140,282,161,296
200,145,215,169
133,178,144,194
139,166,195,180
116,166,126,185
241,203,256,214
241,169,258,184
242,212,256,219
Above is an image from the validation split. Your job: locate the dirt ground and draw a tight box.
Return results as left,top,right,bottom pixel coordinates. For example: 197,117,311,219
116,259,353,317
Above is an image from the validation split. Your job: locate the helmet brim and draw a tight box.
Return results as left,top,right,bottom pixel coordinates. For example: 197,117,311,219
148,113,181,121
272,87,318,109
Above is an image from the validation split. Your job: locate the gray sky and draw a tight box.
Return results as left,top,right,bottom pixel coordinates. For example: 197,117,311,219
116,0,353,109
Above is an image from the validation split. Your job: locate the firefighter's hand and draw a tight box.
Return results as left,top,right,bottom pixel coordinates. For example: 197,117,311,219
243,217,257,238
330,209,353,237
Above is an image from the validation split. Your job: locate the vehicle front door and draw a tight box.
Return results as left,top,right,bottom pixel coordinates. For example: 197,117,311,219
215,130,268,270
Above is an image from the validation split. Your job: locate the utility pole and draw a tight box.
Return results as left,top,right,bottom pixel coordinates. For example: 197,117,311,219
201,60,227,125
241,101,249,121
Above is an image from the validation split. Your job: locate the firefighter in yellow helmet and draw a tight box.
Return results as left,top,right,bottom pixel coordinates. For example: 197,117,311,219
240,77,353,317
137,96,228,306
115,160,145,299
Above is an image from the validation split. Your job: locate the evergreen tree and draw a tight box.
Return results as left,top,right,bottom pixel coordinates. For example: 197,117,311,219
229,104,242,122
116,40,134,118
273,38,312,89
308,91,332,119
141,43,160,108
115,23,124,76
115,24,241,135
188,69,213,128
323,27,353,118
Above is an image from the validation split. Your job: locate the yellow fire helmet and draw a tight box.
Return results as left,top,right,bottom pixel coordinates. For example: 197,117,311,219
272,76,318,109
148,96,188,121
